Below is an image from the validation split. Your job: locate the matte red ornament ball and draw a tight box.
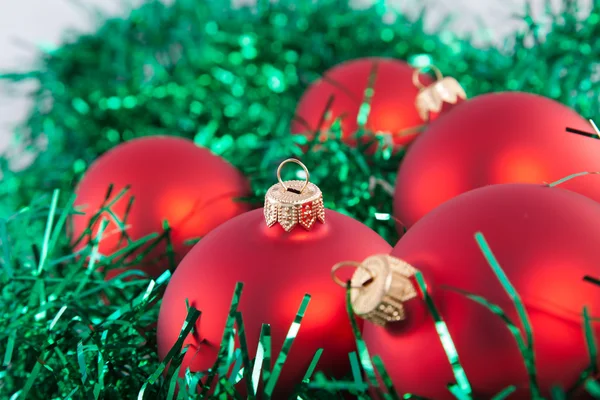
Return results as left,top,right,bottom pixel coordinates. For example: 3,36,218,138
70,136,251,279
157,209,391,396
365,183,600,399
394,91,600,230
292,57,432,147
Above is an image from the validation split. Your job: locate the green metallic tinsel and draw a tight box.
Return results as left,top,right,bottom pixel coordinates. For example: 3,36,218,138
1,0,600,398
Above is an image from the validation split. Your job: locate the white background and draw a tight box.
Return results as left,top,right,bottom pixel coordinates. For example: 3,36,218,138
0,0,591,155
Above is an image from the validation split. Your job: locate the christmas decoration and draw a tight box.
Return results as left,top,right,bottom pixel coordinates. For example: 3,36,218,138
157,159,392,396
413,65,467,121
2,0,600,398
394,92,600,229
70,136,251,279
360,183,600,399
292,57,433,148
331,254,419,326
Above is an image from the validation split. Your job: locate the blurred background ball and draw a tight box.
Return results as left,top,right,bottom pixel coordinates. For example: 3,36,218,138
70,136,251,279
394,92,600,230
292,57,432,148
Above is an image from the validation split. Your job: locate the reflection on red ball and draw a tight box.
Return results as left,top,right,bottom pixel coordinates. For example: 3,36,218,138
367,183,600,399
394,92,600,229
292,57,432,147
70,136,251,278
157,209,391,396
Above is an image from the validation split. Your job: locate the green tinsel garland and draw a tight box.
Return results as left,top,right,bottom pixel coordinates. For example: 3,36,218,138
1,0,600,398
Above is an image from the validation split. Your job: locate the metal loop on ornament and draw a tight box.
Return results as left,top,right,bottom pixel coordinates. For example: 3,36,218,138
331,261,377,289
277,158,310,194
412,65,444,90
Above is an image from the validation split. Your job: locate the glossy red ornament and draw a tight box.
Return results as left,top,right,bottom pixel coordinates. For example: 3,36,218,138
70,136,251,279
157,209,391,396
292,57,432,147
394,91,600,230
365,183,600,399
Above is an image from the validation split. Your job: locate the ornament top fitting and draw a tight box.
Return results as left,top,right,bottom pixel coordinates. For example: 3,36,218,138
331,254,419,326
264,158,325,232
413,64,467,121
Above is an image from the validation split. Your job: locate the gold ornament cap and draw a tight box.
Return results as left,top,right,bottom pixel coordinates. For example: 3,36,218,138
264,158,325,232
413,65,467,121
332,254,419,326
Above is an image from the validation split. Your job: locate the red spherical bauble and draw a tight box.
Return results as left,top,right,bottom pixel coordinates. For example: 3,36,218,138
157,162,391,397
292,58,433,147
364,183,600,399
70,136,251,279
394,91,600,230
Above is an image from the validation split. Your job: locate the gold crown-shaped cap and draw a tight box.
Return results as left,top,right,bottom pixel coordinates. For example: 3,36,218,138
413,65,467,121
332,254,419,326
264,159,325,232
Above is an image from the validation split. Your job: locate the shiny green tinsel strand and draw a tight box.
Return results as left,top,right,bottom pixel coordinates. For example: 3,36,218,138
1,0,600,398
475,232,541,399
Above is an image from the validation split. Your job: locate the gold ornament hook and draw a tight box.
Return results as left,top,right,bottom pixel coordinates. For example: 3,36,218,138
264,158,324,231
413,65,467,121
334,255,420,326
412,65,444,90
277,158,310,194
331,261,377,289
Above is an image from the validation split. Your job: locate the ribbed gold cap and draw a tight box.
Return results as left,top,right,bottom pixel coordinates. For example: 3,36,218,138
413,65,467,121
332,254,419,326
264,159,325,232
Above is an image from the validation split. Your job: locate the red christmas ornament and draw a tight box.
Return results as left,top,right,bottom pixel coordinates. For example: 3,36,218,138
292,57,433,147
70,136,251,279
157,159,391,396
358,183,600,399
394,91,600,230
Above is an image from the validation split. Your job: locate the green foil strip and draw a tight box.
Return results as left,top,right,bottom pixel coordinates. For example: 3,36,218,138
201,282,244,396
345,284,378,386
447,285,539,398
252,324,271,393
474,232,541,399
47,193,76,269
219,377,244,400
551,387,567,400
308,373,369,393
403,394,431,399
585,379,600,398
583,306,598,374
36,189,60,274
491,386,517,400
94,330,108,398
372,355,401,400
138,306,201,398
356,61,377,128
302,348,324,383
0,217,12,279
166,363,183,400
348,351,364,389
233,311,255,398
414,272,473,398
227,349,243,385
264,294,311,398
162,219,177,272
